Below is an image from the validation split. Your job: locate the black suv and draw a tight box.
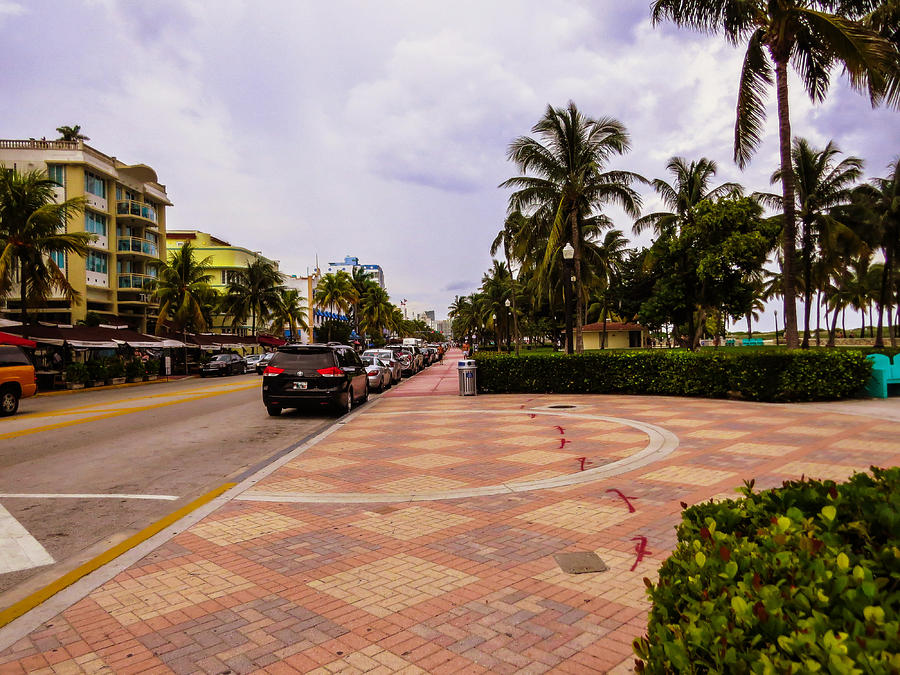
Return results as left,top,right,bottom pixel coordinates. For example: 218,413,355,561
201,353,244,377
262,344,368,416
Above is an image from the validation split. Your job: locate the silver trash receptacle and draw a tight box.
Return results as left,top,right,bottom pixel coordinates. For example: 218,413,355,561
458,360,477,396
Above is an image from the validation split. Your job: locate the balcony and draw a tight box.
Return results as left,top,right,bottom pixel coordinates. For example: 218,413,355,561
116,199,158,224
117,236,159,257
117,273,157,290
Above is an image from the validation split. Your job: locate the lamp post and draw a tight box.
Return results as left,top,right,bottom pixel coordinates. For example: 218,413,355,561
562,243,575,355
774,310,780,346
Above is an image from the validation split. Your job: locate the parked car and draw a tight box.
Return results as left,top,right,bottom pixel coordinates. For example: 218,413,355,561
382,345,418,375
262,343,369,416
243,354,265,373
361,355,390,392
362,349,402,385
200,353,244,377
256,352,275,374
0,345,37,416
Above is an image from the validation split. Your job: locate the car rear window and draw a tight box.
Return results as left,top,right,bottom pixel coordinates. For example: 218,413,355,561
271,351,335,370
0,346,32,367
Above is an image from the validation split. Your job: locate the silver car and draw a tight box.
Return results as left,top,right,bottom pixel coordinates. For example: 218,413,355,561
361,355,390,392
243,354,265,373
362,349,402,384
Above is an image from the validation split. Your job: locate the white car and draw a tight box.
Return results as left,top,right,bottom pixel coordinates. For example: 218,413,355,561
361,355,391,392
243,354,265,373
362,350,402,384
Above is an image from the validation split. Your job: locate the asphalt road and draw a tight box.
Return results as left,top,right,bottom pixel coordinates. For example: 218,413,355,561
0,373,341,606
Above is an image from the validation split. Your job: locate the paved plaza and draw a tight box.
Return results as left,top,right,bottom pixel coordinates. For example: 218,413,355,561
1,350,898,674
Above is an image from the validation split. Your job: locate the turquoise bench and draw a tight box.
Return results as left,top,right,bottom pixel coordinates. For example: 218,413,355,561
865,354,900,398
742,338,763,346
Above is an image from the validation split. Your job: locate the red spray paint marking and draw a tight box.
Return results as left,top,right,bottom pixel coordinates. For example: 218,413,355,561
606,488,637,513
577,456,593,471
554,425,565,434
529,414,536,419
630,536,651,571
559,438,572,449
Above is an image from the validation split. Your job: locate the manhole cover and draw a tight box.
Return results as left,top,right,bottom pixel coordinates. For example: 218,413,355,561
548,404,576,409
553,551,608,574
370,506,398,515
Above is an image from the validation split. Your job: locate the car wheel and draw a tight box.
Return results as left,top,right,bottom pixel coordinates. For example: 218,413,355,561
361,382,369,403
343,388,354,414
266,404,282,417
0,386,19,416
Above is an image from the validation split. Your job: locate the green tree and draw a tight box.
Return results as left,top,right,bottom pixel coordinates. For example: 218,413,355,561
220,258,282,335
268,288,309,341
502,101,643,352
153,240,215,335
652,0,899,348
358,285,394,340
55,125,89,141
0,167,94,324
314,271,356,341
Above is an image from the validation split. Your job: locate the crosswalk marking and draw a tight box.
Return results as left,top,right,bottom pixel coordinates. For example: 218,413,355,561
0,504,55,574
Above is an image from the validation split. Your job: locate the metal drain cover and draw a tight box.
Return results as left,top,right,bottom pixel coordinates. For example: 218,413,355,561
553,551,608,574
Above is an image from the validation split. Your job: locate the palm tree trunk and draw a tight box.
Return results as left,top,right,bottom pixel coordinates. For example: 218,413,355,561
827,303,839,347
571,212,584,353
19,265,29,325
746,312,752,339
801,224,812,349
774,57,799,349
815,291,821,347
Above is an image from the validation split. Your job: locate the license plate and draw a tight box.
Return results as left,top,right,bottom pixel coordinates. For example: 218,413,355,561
292,381,308,390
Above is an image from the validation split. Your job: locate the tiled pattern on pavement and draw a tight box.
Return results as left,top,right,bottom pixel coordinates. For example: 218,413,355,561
2,360,899,674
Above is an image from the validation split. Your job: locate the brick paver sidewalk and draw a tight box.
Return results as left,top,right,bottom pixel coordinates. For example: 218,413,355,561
1,350,898,673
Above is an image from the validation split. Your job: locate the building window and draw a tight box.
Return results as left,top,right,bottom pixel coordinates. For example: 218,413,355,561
85,211,107,236
50,251,65,269
47,165,65,187
84,171,107,198
86,251,108,274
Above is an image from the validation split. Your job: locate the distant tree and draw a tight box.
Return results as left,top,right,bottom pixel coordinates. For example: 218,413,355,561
314,271,356,341
55,125,89,141
268,288,309,341
0,167,93,324
220,258,282,335
154,241,215,335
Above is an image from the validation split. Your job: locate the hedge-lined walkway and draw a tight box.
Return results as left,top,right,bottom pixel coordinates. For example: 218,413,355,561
1,356,898,674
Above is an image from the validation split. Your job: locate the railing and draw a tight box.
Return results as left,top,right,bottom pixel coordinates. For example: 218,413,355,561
116,199,157,223
117,273,157,290
117,236,158,257
0,139,81,150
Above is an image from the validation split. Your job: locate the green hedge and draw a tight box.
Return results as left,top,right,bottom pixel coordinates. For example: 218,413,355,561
472,350,871,401
634,467,900,673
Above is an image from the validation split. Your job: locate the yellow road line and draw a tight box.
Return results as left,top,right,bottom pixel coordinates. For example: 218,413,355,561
0,383,259,440
0,482,237,629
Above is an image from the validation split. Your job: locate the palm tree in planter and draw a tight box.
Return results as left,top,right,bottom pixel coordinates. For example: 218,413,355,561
55,125,89,142
651,0,899,347
0,167,94,326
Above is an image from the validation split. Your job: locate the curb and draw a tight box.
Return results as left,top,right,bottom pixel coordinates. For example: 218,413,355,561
35,375,199,397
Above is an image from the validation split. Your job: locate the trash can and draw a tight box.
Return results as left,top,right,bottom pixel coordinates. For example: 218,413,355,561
458,359,477,396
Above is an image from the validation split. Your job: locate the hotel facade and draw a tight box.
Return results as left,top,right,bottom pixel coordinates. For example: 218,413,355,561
0,139,170,332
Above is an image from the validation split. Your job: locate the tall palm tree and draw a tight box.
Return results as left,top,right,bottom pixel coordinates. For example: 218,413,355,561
633,156,742,237
0,167,94,324
314,271,356,341
652,0,899,348
55,125,89,142
502,101,643,352
268,288,309,341
491,210,529,355
220,258,282,336
358,285,394,339
593,229,629,348
758,138,863,347
154,240,215,335
349,266,377,337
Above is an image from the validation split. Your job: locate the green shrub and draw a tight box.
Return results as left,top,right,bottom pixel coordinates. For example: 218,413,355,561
634,467,900,673
125,359,145,379
145,358,159,376
473,349,871,402
85,359,108,382
105,357,126,379
65,362,89,384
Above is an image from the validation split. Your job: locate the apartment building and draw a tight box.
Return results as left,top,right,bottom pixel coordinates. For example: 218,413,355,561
326,256,385,289
0,139,170,332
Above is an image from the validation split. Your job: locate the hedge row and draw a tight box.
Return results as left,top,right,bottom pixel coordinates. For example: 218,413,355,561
472,350,871,401
634,467,900,673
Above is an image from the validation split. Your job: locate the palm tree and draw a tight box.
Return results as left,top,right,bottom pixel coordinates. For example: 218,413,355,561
358,285,394,339
268,288,309,341
220,258,282,335
492,210,529,355
633,156,742,237
55,125,89,142
314,271,356,341
652,0,899,348
349,266,377,337
502,101,643,352
593,229,629,348
0,167,94,324
154,240,215,335
758,138,863,347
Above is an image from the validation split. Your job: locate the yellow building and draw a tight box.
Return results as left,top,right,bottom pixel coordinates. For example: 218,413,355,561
165,230,291,336
0,138,170,332
580,322,649,349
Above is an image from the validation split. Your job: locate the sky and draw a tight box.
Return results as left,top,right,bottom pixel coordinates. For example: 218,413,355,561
2,0,897,328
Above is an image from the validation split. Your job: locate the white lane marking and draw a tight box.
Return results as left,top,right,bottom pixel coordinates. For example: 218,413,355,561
0,494,179,500
0,503,55,574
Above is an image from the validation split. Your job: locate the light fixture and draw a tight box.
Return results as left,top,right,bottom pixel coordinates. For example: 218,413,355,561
562,243,574,260
504,299,511,307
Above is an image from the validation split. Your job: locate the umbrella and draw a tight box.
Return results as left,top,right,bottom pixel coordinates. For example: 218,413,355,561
0,331,37,348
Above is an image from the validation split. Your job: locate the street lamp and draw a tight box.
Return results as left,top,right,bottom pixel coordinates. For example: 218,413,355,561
774,310,780,346
562,243,575,354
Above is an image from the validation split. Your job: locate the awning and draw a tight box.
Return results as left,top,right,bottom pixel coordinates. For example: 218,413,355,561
0,331,37,348
258,333,286,347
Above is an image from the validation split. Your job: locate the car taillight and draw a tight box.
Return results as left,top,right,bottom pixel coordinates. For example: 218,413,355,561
366,368,379,376
263,366,284,375
317,366,343,377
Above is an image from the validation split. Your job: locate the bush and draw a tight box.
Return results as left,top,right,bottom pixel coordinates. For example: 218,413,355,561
125,359,145,379
145,358,160,376
634,467,900,673
105,357,126,379
473,349,871,402
85,359,108,382
65,362,89,384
